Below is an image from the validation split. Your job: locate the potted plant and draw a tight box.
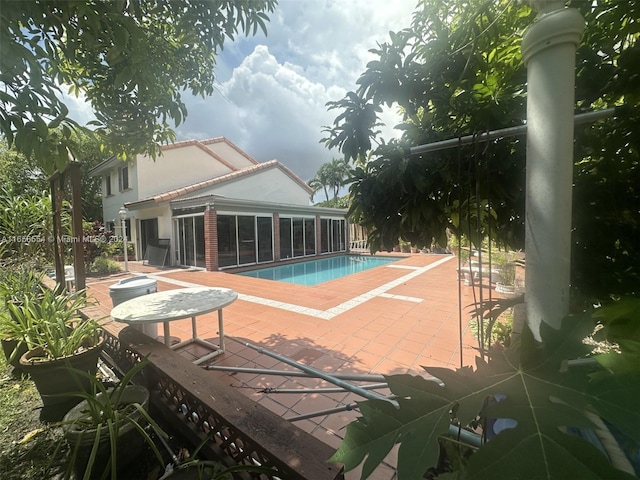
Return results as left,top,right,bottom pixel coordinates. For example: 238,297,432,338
61,359,166,480
11,288,104,416
495,259,516,295
490,250,516,294
0,265,46,367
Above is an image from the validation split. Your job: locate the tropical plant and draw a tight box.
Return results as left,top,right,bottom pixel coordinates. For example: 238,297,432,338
59,359,165,480
0,185,66,261
591,297,640,377
0,262,45,307
5,289,100,360
89,258,122,276
322,0,640,301
493,251,516,286
330,312,640,479
1,0,277,174
309,158,352,204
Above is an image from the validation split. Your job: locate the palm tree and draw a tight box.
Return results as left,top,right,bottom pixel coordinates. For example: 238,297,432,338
308,158,351,204
308,165,331,203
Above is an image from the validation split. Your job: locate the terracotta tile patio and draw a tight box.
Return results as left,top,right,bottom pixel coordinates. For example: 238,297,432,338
86,253,496,480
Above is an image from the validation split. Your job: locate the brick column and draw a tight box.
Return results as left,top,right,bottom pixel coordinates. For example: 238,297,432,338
204,207,218,271
273,213,280,261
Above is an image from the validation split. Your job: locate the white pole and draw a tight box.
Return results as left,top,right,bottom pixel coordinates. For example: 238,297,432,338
119,207,129,272
122,217,129,272
522,1,584,340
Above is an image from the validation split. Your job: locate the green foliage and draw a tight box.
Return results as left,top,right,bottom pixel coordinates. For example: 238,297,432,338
0,185,65,261
59,359,165,480
89,258,121,276
1,0,277,173
82,220,115,267
309,158,352,203
0,262,45,306
331,315,640,480
323,0,640,300
592,297,640,377
4,290,101,360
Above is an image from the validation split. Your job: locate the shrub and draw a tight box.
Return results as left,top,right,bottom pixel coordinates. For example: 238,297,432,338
90,258,121,275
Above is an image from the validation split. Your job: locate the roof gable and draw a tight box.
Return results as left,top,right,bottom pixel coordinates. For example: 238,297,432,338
127,159,312,208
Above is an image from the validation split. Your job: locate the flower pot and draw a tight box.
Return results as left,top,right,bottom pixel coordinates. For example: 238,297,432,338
1,338,28,369
63,385,150,478
19,338,104,417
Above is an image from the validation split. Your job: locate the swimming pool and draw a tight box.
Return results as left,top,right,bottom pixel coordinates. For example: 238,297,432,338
237,255,399,286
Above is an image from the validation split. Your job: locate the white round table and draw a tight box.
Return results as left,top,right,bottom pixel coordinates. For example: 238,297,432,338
111,286,237,365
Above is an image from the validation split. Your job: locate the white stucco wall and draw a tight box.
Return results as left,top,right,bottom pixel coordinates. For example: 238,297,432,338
182,168,311,205
136,145,235,199
101,161,138,226
206,141,256,169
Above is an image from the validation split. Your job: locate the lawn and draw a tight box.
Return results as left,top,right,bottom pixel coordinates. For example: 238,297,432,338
0,356,188,479
0,359,67,479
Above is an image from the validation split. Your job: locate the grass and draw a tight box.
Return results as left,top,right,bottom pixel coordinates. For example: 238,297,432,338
0,357,67,479
0,353,216,479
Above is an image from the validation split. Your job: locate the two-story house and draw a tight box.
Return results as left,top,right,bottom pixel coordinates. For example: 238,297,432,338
89,137,349,271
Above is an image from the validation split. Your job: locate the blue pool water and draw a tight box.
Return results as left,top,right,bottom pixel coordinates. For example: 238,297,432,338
237,255,399,286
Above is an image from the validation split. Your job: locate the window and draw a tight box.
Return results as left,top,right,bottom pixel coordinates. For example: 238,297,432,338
217,214,273,268
105,174,112,196
118,165,129,191
279,217,316,259
279,217,292,259
319,217,346,253
304,218,316,255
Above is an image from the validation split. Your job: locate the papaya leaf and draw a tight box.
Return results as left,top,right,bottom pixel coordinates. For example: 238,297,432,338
332,315,640,480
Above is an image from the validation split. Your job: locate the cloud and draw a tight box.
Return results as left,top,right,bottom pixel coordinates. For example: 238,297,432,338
178,45,345,182
177,1,416,182
58,1,416,182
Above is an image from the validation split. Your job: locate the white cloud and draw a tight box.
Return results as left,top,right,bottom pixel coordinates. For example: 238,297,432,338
177,1,416,181
60,1,417,181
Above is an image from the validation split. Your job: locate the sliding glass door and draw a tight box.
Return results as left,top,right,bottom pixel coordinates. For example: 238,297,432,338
279,216,317,260
319,218,346,254
174,215,205,268
217,214,273,268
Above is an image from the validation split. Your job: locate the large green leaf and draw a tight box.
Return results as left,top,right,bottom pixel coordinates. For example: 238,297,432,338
330,315,640,480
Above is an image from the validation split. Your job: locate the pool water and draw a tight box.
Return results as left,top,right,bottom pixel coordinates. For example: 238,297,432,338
237,255,399,286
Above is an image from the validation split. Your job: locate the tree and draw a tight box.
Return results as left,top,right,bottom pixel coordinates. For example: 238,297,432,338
323,0,639,300
0,133,113,221
1,0,277,174
309,165,331,203
309,158,352,204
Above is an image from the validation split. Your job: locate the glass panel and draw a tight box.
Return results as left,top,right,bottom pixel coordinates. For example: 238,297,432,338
238,215,256,265
194,216,205,267
173,220,181,265
279,217,292,259
332,219,340,252
183,217,195,265
257,217,273,263
320,219,329,253
217,215,237,268
292,217,304,257
304,218,315,256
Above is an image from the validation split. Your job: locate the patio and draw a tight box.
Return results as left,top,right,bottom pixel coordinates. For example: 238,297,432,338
86,253,485,480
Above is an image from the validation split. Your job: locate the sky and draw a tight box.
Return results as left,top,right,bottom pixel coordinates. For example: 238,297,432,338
68,1,418,184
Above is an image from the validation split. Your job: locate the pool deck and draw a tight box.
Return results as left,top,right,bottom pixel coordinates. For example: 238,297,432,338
86,253,492,480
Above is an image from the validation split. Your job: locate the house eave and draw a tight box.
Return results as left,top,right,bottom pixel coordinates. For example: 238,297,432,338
170,194,348,216
88,155,120,177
